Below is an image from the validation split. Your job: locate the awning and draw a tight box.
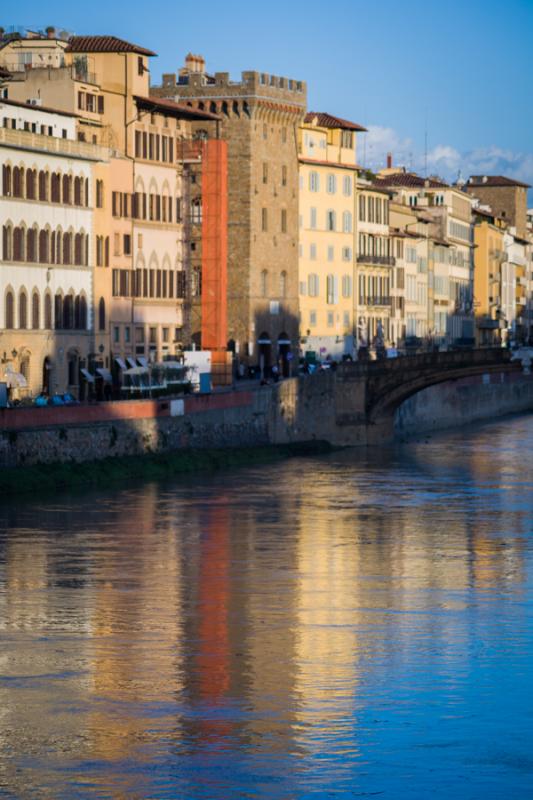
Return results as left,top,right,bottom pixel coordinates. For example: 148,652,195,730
257,337,271,345
80,368,95,383
115,357,128,371
96,367,113,383
3,371,27,388
126,357,137,368
277,338,291,345
137,356,149,368
123,366,149,376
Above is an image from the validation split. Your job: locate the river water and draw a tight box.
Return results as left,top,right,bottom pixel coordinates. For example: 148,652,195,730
1,415,533,799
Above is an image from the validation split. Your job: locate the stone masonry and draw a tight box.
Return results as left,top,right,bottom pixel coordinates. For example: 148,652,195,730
152,57,307,365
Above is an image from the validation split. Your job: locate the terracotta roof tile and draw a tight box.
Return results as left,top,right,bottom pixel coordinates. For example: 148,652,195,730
134,95,220,121
66,35,156,57
304,111,367,132
373,172,448,189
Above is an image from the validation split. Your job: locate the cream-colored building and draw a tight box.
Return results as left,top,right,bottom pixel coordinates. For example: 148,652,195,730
356,180,393,348
375,169,475,347
1,33,224,390
298,112,365,359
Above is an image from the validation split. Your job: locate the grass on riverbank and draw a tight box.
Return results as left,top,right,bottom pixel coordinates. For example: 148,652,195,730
0,441,334,497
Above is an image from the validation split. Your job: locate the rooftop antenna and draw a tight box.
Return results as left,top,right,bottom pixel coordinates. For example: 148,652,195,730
423,108,428,177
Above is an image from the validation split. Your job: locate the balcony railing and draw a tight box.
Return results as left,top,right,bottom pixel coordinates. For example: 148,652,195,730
357,254,396,267
360,296,391,307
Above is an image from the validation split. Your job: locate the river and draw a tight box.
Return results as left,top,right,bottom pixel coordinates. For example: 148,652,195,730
1,414,533,799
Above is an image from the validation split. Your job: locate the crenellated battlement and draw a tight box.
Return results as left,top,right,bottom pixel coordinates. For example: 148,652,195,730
156,59,306,108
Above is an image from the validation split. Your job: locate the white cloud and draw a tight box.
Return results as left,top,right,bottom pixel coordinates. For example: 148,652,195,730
360,125,533,191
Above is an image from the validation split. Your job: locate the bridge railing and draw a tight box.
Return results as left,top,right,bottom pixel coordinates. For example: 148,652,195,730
337,347,513,377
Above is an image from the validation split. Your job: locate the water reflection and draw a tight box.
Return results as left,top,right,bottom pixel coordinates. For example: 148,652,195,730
0,415,532,797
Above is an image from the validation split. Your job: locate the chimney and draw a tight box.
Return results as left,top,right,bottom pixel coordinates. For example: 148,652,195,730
386,152,392,169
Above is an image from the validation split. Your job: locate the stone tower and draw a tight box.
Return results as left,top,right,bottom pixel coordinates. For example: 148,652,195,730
153,56,307,373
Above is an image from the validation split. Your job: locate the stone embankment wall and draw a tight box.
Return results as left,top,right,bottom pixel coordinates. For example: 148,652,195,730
0,369,532,468
395,371,533,436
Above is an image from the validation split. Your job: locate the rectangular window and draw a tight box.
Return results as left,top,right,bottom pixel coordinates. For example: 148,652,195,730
149,327,157,344
123,234,131,255
162,327,169,343
282,165,287,186
327,311,334,327
138,56,144,76
263,163,268,184
327,246,334,262
261,208,268,232
77,91,85,110
114,233,121,256
310,310,317,326
281,209,287,233
125,326,131,343
113,326,120,344
310,243,317,260
310,207,317,229
86,94,95,113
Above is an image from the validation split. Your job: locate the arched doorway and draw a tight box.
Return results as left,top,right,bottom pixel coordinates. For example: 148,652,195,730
277,332,291,377
67,349,80,398
42,356,52,395
257,332,271,379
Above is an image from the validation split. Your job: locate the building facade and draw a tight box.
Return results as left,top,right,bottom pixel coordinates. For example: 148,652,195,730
298,112,365,360
153,55,307,374
0,99,101,396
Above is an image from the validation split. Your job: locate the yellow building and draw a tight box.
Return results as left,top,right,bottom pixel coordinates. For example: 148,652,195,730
298,112,366,360
472,207,507,346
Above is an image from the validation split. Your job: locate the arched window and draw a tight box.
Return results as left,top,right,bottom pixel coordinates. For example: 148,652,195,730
74,177,82,206
51,173,61,203
2,225,11,260
54,293,63,330
26,169,36,200
38,170,48,201
279,270,287,298
98,297,106,331
62,174,72,204
62,232,71,265
18,291,27,329
84,178,89,207
79,295,87,329
260,269,268,298
32,290,40,329
39,229,49,263
13,227,24,261
2,164,11,196
44,293,52,329
74,233,82,265
26,227,37,262
5,291,14,329
63,294,73,329
13,167,23,198
20,356,29,382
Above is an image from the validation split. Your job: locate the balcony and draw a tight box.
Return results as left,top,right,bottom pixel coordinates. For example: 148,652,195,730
360,296,391,307
357,255,396,267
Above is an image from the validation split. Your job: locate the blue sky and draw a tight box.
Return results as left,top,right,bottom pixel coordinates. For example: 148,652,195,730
3,0,533,189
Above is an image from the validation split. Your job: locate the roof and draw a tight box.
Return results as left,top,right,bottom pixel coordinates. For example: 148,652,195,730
466,175,531,189
66,35,156,57
0,97,78,118
373,172,448,189
134,95,220,121
299,157,362,171
0,66,12,79
304,111,367,132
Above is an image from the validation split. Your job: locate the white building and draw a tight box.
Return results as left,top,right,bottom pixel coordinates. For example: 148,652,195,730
0,98,104,397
